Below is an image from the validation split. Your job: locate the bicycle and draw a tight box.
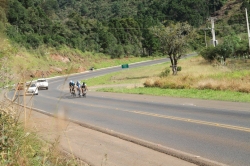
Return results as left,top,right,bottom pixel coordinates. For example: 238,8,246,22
76,87,81,97
71,88,76,97
81,88,87,97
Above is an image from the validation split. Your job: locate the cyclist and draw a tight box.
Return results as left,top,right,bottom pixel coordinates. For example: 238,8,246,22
76,81,81,96
81,82,88,96
69,80,75,94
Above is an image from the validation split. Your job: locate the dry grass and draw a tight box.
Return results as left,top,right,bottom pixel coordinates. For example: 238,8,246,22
195,79,250,93
0,71,87,165
144,56,250,93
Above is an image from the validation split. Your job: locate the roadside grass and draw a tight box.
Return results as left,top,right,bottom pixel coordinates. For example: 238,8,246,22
0,75,86,166
87,56,250,103
97,87,250,102
7,42,162,81
2,31,163,82
86,62,167,86
0,98,83,166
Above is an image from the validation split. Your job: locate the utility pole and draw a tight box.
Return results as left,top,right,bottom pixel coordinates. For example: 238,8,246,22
205,29,207,47
245,8,250,53
203,28,210,48
209,17,217,47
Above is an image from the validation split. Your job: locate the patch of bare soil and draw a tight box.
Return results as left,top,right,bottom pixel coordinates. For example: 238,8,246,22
50,54,70,63
23,54,89,79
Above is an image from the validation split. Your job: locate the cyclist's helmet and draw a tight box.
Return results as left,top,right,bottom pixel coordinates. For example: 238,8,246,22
70,80,73,83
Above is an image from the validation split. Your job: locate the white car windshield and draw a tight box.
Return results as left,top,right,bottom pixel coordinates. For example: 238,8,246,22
37,80,46,82
30,84,36,87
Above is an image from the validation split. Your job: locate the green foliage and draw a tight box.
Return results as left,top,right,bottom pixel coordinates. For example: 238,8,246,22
26,34,42,48
150,22,193,74
80,4,88,16
124,44,135,56
228,14,245,25
110,44,124,58
200,46,218,62
0,103,80,165
160,68,170,77
2,0,234,56
241,0,250,11
177,66,182,71
200,35,249,62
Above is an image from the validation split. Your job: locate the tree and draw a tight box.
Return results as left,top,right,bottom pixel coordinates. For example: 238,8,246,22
219,35,241,63
234,39,248,58
4,0,227,54
110,44,124,58
200,35,244,64
150,22,193,75
139,16,160,56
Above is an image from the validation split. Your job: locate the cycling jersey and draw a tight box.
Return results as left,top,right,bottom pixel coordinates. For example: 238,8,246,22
76,83,81,88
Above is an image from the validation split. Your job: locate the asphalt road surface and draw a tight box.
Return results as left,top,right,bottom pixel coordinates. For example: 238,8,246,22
8,54,250,166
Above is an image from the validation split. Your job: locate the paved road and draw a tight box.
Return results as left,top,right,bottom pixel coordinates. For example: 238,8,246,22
8,55,250,166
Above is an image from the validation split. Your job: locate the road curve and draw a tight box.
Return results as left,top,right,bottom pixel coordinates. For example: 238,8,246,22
8,54,250,166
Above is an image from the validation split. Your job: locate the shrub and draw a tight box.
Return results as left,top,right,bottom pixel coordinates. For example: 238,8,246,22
200,46,218,61
153,79,165,87
27,34,42,48
177,66,182,71
143,79,154,87
159,68,170,77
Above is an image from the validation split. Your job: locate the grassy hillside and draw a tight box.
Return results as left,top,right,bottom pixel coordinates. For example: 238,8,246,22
0,31,162,87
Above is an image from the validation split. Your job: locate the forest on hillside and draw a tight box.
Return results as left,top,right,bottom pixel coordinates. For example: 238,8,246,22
1,0,250,57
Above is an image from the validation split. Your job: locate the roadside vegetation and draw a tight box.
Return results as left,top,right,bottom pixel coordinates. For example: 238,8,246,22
0,32,161,85
0,97,85,166
4,0,227,55
86,56,250,103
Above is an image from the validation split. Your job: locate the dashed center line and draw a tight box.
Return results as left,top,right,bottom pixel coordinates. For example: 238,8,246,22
37,93,250,133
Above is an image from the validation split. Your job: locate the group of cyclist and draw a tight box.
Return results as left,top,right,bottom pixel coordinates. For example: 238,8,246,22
69,80,88,96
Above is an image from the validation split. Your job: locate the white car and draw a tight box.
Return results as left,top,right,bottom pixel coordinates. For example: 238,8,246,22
26,83,38,95
36,78,48,90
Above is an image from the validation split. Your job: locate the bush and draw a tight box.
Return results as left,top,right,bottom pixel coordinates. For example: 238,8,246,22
27,34,42,48
143,79,154,87
177,66,182,71
159,68,170,77
200,46,219,61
